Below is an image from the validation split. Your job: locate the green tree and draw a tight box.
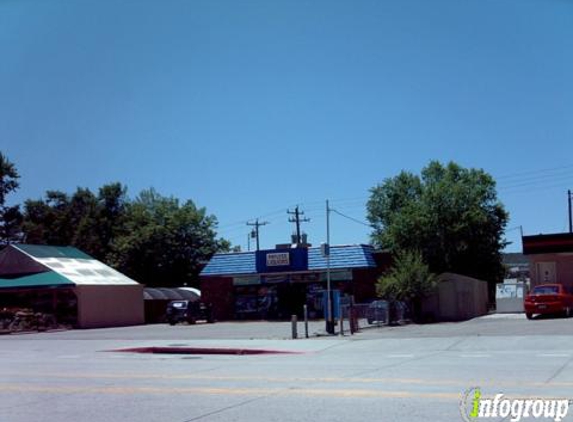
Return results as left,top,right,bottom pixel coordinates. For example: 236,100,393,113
22,184,128,261
22,184,230,285
77,183,129,260
96,183,128,249
376,250,437,322
0,152,23,245
109,188,228,287
23,190,85,247
367,161,508,296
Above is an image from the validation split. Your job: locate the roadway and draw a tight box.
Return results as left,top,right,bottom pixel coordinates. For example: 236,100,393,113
1,314,572,422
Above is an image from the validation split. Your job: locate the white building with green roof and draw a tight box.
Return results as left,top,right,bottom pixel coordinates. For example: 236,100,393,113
0,244,144,328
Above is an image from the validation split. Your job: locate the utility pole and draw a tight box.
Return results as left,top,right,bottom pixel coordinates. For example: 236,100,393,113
325,199,334,334
246,219,268,251
287,206,310,245
567,189,573,233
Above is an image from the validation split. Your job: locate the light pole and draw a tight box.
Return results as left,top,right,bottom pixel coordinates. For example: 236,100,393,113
325,199,334,334
567,189,573,233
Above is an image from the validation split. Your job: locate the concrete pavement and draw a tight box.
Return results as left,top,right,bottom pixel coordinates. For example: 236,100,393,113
1,314,573,422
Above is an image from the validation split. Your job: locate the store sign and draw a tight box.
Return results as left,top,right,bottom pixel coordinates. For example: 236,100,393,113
255,248,309,273
266,252,290,267
320,270,353,282
290,273,321,283
233,276,261,286
262,274,289,284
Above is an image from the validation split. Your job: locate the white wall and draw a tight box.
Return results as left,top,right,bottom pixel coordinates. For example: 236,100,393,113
75,285,144,328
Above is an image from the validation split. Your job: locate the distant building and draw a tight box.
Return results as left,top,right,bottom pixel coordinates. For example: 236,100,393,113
200,244,391,320
522,232,573,290
0,244,144,328
502,252,530,282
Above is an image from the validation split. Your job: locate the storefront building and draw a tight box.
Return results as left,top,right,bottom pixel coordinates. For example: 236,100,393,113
0,244,144,328
200,244,389,320
522,232,573,291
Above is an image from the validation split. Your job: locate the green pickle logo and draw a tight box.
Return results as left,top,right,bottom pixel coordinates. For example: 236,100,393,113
460,387,570,422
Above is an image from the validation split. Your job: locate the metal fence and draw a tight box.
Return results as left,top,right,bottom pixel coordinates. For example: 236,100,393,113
339,301,409,334
291,301,410,338
342,303,387,332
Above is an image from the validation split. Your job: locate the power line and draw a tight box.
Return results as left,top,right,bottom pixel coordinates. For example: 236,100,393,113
500,182,573,196
217,207,288,231
498,172,573,190
218,163,573,241
496,164,573,181
330,209,373,228
257,208,291,219
217,210,291,237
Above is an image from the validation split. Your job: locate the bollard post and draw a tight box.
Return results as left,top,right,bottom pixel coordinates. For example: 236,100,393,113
291,314,298,339
303,305,309,339
349,307,355,335
339,311,344,336
386,302,391,326
350,306,358,335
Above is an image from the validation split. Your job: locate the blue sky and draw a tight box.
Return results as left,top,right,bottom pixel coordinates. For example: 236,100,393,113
1,0,572,252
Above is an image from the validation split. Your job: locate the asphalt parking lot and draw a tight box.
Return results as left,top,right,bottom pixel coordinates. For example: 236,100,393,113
2,313,573,422
10,311,570,341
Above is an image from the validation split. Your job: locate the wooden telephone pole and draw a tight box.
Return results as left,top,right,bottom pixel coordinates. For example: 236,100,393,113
247,219,268,251
287,206,310,245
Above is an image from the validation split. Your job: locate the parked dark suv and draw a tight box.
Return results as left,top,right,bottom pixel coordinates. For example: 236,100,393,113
166,300,214,325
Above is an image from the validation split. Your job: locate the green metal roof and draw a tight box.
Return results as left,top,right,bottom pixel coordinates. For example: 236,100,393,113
15,244,93,260
0,271,75,289
0,245,140,287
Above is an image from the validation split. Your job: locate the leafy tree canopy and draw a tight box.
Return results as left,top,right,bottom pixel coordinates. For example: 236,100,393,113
0,152,23,245
376,250,437,301
22,186,230,287
1,153,231,285
23,185,123,257
108,188,230,287
376,249,437,322
367,161,509,284
0,152,19,206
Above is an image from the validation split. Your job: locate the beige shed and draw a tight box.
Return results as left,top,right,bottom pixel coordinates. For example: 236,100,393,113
421,273,489,321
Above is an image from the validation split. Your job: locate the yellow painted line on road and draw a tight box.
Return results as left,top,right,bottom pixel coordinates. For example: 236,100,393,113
4,372,573,389
0,383,459,400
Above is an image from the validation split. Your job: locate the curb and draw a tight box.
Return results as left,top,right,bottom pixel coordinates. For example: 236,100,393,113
110,346,303,355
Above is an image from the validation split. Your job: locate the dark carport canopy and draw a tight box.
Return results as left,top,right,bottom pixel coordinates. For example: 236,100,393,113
143,288,200,301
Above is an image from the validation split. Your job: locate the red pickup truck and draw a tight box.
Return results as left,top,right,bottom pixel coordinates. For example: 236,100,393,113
524,284,573,319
